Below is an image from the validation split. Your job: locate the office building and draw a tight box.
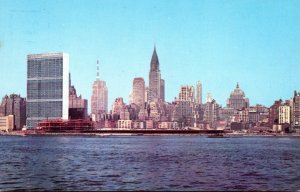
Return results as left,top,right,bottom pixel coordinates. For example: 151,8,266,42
69,74,88,120
132,77,145,108
144,86,149,104
112,97,126,119
0,115,14,132
292,91,300,130
0,94,26,130
91,60,108,121
269,99,282,126
178,85,195,102
172,85,197,126
26,52,69,128
195,81,202,105
148,46,161,102
279,105,291,124
160,79,165,102
204,99,219,128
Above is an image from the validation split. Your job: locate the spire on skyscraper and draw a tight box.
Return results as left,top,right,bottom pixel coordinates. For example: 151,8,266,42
96,60,100,80
236,82,239,89
150,45,159,72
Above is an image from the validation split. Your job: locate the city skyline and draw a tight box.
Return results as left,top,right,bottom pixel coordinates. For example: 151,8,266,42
1,0,300,108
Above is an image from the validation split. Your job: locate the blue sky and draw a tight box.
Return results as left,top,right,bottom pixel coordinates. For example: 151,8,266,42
0,0,300,111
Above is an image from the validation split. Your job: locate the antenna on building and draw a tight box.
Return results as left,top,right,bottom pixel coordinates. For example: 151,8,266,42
207,93,212,103
96,60,100,80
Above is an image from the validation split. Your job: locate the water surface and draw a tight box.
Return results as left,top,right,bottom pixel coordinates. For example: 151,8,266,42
0,135,299,191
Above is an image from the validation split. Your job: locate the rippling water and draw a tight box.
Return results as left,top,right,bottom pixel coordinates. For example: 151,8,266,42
0,135,300,191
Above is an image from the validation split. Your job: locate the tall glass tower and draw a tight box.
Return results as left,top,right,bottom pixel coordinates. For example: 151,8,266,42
26,53,69,128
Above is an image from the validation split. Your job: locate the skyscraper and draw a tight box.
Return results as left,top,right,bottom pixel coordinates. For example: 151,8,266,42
91,60,108,121
160,79,165,102
204,99,219,128
279,105,290,124
144,86,149,104
26,52,69,128
179,85,195,102
172,85,196,126
69,74,88,120
292,91,300,131
195,81,202,105
148,46,161,102
132,77,145,108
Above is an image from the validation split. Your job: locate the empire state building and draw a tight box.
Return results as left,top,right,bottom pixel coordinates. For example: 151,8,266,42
91,60,108,121
148,46,164,102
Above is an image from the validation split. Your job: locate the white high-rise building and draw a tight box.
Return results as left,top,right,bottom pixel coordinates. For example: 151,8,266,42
279,105,290,124
26,52,69,128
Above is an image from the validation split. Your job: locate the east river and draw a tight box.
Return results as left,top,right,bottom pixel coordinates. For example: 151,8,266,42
0,135,300,191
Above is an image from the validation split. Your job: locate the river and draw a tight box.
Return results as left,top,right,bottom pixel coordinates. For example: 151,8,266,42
0,135,299,191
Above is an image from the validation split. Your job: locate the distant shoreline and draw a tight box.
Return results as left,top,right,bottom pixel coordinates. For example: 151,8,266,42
1,130,300,138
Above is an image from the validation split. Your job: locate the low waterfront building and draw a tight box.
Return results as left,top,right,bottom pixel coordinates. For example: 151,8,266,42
146,119,154,129
117,120,132,129
0,94,26,130
132,121,145,129
104,120,116,128
273,124,283,132
37,119,94,132
158,121,178,129
0,115,14,132
230,122,245,130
